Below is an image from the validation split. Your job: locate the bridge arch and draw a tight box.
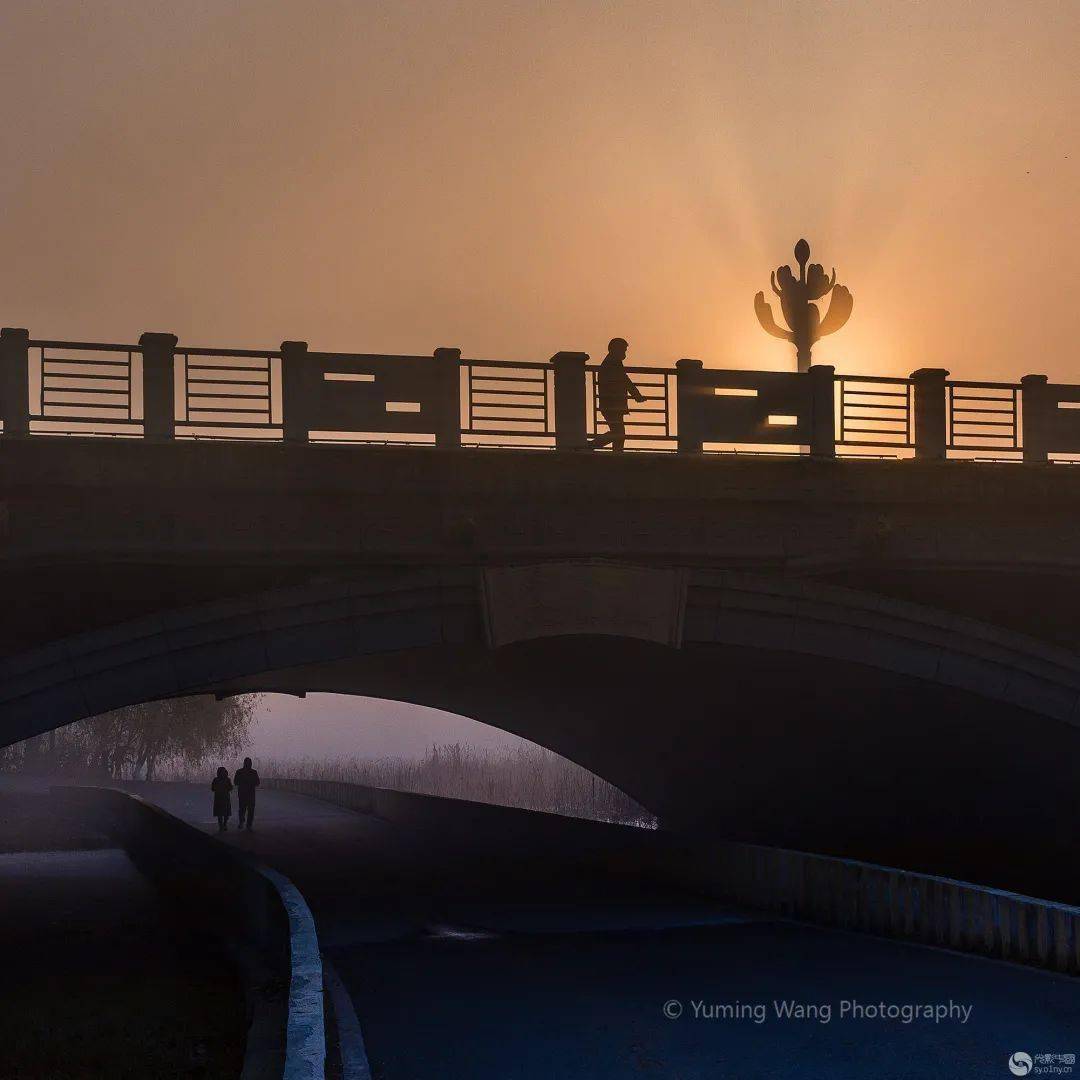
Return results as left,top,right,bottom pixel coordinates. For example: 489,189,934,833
5,562,1080,899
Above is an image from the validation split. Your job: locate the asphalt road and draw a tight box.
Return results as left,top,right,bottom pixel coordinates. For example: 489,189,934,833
135,782,1080,1080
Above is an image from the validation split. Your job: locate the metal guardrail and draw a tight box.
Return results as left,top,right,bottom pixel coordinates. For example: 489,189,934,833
947,380,1020,454
1,329,1076,462
461,358,554,446
175,348,283,439
836,374,913,449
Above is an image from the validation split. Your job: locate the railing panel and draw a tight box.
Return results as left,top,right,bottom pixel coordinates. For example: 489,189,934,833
28,342,143,436
837,375,913,449
307,352,440,444
1043,384,1080,454
175,350,282,438
696,369,811,448
462,359,554,447
947,381,1020,455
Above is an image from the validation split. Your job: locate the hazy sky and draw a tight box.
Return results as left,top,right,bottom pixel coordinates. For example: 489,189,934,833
6,2,1077,757
245,694,526,763
1,0,1077,380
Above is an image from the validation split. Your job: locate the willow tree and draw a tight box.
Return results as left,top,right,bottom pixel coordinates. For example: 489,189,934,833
3,695,260,780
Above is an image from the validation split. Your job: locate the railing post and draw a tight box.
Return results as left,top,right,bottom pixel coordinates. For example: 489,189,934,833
1021,374,1050,464
0,327,30,436
808,364,836,458
675,358,704,453
138,332,178,439
280,340,310,443
433,347,462,449
550,351,588,449
909,367,949,460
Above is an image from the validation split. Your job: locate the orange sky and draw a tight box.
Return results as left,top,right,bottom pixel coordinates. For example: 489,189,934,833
1,0,1077,380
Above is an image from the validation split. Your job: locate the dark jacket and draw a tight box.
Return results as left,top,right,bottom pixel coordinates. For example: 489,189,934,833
596,355,639,416
211,775,233,817
234,766,260,800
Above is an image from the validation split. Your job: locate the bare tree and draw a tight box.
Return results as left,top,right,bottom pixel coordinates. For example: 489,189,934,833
0,695,259,780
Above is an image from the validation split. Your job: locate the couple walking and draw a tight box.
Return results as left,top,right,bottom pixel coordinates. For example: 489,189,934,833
210,757,260,832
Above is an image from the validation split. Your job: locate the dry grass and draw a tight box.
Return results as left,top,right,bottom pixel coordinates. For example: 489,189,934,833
174,743,656,827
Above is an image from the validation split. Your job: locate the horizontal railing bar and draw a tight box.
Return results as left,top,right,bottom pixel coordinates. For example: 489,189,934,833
31,340,138,352
470,388,546,398
462,359,551,370
842,417,908,426
461,428,553,436
841,427,913,437
42,407,132,419
948,445,1022,452
178,347,280,359
838,375,913,385
185,406,272,414
471,406,547,416
43,375,130,386
948,380,1021,390
45,377,129,390
185,372,269,383
952,420,1015,428
842,403,908,412
43,357,129,368
471,375,545,385
842,390,909,399
951,395,1016,404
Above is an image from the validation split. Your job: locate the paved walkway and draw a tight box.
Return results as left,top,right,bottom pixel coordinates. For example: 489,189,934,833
0,844,244,1078
135,782,1080,1079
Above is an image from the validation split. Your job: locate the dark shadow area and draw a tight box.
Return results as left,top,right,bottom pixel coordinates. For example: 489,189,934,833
0,791,246,1079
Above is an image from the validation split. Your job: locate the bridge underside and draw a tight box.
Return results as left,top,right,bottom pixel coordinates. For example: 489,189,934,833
4,563,1080,903
209,637,1080,905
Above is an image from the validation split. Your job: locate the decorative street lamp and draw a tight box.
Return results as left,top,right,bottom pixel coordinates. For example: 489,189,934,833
754,239,853,372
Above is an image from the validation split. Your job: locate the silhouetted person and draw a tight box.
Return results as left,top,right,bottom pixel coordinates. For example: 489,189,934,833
589,337,645,451
211,766,233,832
234,757,260,832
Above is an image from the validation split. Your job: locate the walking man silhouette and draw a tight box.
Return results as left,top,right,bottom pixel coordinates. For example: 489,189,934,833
589,337,645,451
234,757,260,832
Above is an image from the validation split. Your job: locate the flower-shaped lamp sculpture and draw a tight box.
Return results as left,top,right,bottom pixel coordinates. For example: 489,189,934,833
755,239,853,372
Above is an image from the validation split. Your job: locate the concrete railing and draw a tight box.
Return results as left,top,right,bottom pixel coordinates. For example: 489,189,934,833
665,838,1080,975
5,327,1080,460
268,776,1080,976
51,786,325,1080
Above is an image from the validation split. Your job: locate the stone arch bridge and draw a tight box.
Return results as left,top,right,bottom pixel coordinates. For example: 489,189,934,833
5,438,1080,900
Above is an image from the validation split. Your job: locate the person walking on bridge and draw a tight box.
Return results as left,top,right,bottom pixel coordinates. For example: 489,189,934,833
234,757,260,832
588,337,645,452
211,767,233,832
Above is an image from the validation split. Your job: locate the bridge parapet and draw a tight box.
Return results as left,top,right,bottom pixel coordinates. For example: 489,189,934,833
3,325,1080,462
